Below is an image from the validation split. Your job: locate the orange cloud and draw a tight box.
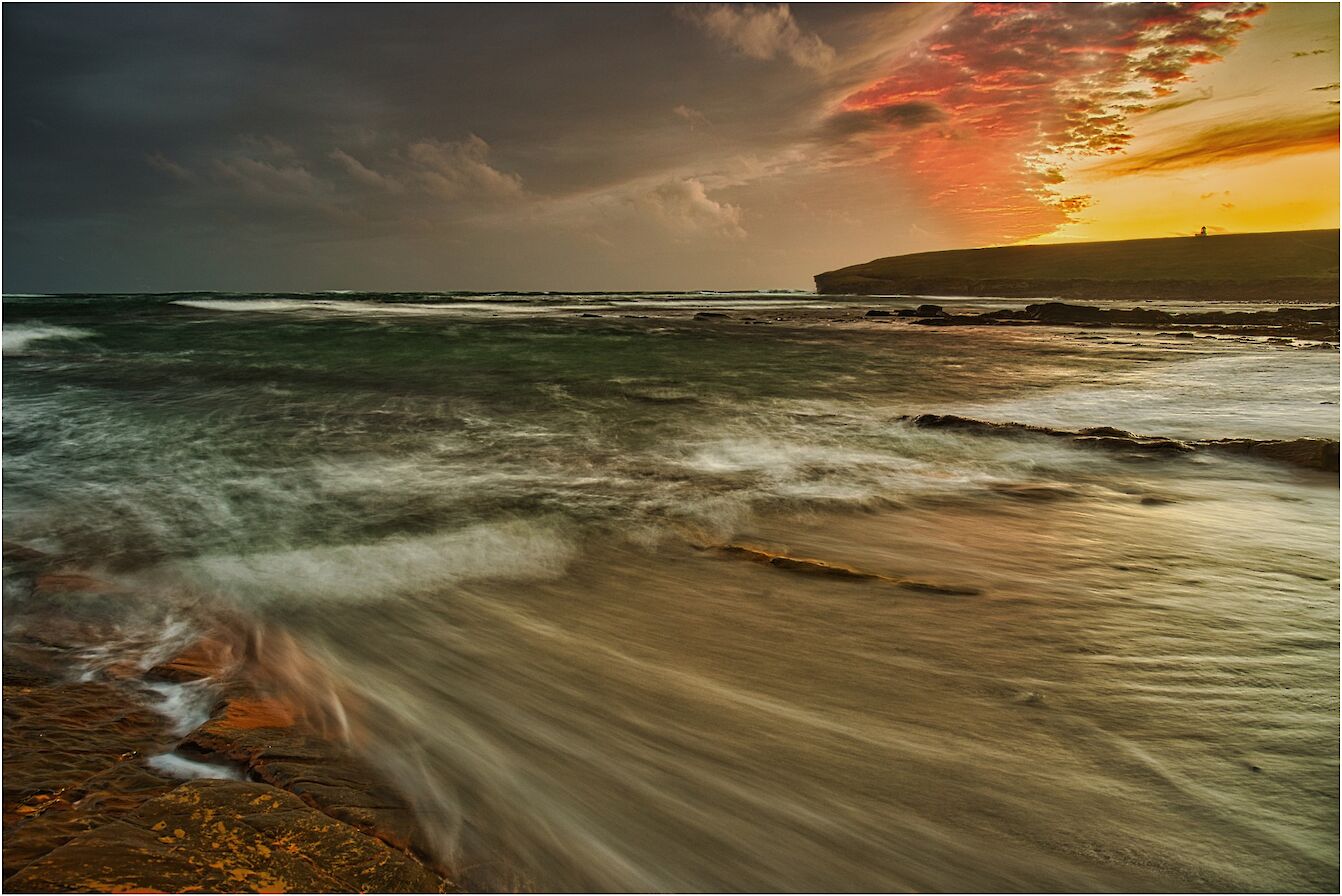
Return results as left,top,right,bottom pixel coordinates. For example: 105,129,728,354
834,2,1265,244
1087,112,1340,177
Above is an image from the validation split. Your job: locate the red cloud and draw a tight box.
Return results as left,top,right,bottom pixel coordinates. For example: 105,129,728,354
840,2,1265,243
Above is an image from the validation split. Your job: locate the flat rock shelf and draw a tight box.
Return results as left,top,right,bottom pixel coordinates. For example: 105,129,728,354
2,542,464,894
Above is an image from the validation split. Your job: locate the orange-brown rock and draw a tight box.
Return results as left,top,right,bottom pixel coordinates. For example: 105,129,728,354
4,762,176,881
5,780,453,893
704,543,983,595
4,546,461,892
32,573,123,598
3,540,51,568
145,638,237,683
180,695,444,874
3,680,177,880
901,413,1339,474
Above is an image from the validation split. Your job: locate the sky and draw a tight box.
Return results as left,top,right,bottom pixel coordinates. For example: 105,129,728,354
3,2,1338,292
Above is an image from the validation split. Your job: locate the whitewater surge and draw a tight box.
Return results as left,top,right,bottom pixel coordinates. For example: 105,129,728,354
3,291,1337,891
2,322,94,354
170,521,577,605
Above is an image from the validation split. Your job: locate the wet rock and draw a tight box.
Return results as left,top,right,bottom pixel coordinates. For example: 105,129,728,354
989,482,1081,502
864,309,893,317
1204,437,1340,473
3,541,51,571
32,573,123,598
179,693,444,872
5,780,451,893
1024,302,1174,325
4,682,172,814
693,311,729,320
1071,435,1192,455
1075,425,1137,437
4,562,459,893
3,679,177,881
902,413,1061,438
914,304,948,317
901,302,1340,338
704,544,981,595
711,544,883,580
4,761,176,882
900,413,1337,474
146,637,237,683
896,580,983,596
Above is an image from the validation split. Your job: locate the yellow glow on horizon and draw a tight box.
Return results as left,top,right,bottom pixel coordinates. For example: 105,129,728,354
1028,148,1340,244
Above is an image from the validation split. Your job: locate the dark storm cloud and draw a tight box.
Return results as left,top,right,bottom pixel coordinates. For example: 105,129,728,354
7,3,891,290
820,101,946,139
2,3,1319,292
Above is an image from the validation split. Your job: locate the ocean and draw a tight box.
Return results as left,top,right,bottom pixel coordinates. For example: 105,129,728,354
3,291,1338,890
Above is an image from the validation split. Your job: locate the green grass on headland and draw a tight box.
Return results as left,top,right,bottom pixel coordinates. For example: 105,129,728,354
815,229,1340,300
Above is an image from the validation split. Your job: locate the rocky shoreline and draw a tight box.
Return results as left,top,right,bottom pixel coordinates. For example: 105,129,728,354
2,543,467,893
864,302,1340,342
902,413,1340,474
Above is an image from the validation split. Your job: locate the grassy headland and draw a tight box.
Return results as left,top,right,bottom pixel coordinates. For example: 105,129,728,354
815,229,1340,300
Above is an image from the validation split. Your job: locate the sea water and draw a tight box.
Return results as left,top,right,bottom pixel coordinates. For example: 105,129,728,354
3,292,1337,890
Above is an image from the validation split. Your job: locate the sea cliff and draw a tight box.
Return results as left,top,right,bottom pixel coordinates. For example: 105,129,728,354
815,229,1340,300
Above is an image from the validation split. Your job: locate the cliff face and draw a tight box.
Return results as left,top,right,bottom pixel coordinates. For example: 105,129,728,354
814,229,1341,300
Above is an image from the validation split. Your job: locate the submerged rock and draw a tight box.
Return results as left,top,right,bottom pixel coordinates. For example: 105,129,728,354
1202,437,1340,473
2,541,50,569
902,302,1339,339
900,414,1339,474
146,637,236,683
703,543,982,595
712,544,883,580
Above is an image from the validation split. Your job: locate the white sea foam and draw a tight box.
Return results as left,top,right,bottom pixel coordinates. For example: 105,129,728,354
2,323,94,353
174,521,576,604
173,297,605,316
147,752,243,781
949,350,1341,440
171,296,844,317
143,678,217,736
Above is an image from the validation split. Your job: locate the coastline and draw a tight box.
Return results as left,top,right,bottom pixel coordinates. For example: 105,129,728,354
2,542,473,893
814,230,1341,300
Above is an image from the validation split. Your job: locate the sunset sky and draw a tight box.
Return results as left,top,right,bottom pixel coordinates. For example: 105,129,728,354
4,2,1338,292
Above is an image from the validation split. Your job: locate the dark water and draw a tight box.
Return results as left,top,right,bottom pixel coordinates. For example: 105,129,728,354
4,292,1338,890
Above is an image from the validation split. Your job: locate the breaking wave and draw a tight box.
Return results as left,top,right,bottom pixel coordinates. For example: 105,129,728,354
2,323,94,354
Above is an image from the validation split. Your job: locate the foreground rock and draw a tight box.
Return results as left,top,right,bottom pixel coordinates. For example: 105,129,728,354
3,679,176,881
2,564,459,893
902,414,1339,474
7,780,445,893
177,691,438,866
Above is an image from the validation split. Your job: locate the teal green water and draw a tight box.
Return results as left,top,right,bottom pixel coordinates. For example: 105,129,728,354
4,293,1338,890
